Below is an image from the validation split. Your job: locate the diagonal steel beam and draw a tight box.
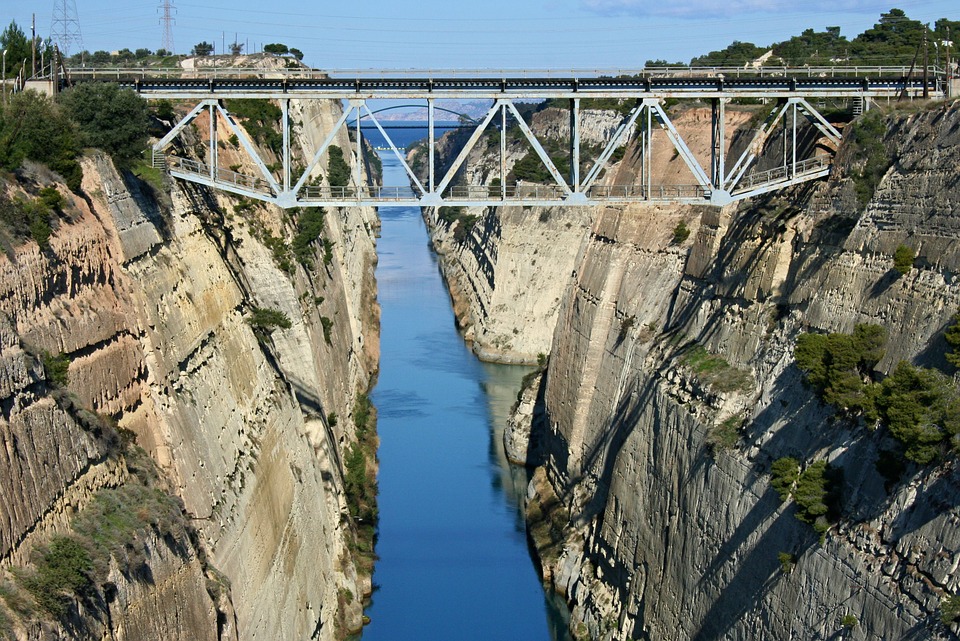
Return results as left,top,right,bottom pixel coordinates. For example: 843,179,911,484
215,102,282,195
581,100,645,192
291,104,354,196
724,100,790,191
651,101,712,188
361,103,425,196
153,99,211,151
505,100,572,196
795,97,843,144
435,100,502,196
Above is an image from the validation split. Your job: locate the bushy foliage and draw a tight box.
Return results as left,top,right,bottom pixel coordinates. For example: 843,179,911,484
41,351,71,387
0,91,83,190
320,316,333,345
893,244,915,275
59,83,149,167
945,311,960,368
793,460,837,534
18,536,93,616
291,208,327,266
707,415,742,452
770,457,801,501
224,100,282,153
326,145,351,188
691,40,767,66
191,41,214,56
942,594,960,625
794,324,885,414
796,325,960,465
871,362,960,464
847,110,891,206
246,306,292,336
672,221,691,245
778,551,795,573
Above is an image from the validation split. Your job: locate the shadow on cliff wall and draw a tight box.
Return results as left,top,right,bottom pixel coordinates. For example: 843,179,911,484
692,509,815,641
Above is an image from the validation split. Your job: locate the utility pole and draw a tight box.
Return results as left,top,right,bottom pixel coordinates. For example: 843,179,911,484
31,14,36,77
923,24,929,99
159,0,175,54
948,27,953,98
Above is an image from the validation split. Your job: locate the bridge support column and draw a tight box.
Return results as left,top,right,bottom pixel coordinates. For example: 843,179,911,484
209,102,217,181
281,99,290,193
570,98,580,193
711,98,726,189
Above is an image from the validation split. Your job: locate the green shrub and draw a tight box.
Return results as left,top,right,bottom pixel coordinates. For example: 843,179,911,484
778,551,795,573
848,110,891,206
770,457,800,501
320,316,333,345
942,594,960,625
353,392,372,437
872,362,960,464
322,239,335,266
223,99,282,153
59,83,149,166
18,536,93,616
291,208,327,266
893,244,914,275
945,311,960,368
672,220,691,245
326,145,351,188
41,351,70,387
793,460,837,534
707,415,741,451
841,614,859,628
794,324,885,414
247,307,292,336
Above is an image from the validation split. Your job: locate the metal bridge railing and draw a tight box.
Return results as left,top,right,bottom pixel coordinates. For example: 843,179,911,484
586,184,708,200
63,64,945,82
167,156,274,192
735,156,830,192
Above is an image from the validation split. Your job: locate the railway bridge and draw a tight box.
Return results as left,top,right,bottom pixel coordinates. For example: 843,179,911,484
62,65,945,208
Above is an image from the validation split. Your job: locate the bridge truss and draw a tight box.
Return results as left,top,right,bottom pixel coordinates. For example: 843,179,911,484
75,68,941,209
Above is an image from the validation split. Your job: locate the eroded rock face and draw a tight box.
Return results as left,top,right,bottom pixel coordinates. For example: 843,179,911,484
0,92,378,640
530,102,960,639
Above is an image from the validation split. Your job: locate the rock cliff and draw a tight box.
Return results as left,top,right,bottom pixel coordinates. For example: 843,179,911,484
437,98,960,639
0,87,378,640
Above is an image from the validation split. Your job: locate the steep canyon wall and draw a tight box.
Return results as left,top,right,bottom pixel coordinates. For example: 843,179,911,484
0,90,377,641
434,99,960,639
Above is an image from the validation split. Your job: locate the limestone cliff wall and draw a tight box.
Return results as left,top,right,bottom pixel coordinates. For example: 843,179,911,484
0,91,377,640
425,105,755,364
529,101,960,640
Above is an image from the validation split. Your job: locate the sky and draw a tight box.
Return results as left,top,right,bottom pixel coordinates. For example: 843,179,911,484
4,0,958,70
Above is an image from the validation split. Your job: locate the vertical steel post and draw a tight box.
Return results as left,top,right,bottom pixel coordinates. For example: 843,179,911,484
711,98,725,189
500,103,506,200
428,99,435,194
281,99,290,193
645,104,652,200
791,101,797,179
570,98,580,192
209,103,217,180
355,101,362,192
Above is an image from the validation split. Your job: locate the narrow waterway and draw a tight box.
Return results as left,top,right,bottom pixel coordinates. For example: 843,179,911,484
361,126,570,640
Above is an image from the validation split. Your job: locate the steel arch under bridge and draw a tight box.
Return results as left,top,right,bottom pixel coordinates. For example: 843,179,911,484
67,66,944,208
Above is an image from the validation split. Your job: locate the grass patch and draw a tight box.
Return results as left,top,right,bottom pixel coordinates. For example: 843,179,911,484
679,343,753,393
707,415,742,452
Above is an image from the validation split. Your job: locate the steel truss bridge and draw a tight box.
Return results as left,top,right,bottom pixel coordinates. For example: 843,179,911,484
63,66,944,209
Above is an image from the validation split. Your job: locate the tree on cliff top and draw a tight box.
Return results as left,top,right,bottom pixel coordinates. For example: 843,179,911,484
59,83,149,167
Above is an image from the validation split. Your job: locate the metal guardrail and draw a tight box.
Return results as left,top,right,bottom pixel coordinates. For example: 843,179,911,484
63,64,944,81
168,156,273,192
735,156,830,191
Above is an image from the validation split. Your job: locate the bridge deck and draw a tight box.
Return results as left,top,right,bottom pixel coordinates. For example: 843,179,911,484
62,65,944,100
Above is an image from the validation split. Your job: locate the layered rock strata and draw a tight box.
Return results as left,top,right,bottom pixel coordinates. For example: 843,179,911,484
0,89,377,640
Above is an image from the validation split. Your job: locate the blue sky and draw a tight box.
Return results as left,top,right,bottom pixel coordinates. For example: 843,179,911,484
6,0,958,70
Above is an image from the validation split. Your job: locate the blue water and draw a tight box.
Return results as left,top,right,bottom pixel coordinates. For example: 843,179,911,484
360,124,570,640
